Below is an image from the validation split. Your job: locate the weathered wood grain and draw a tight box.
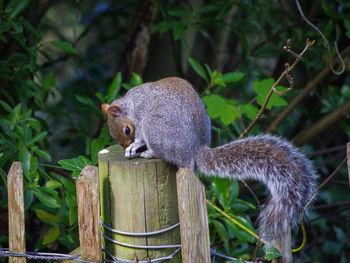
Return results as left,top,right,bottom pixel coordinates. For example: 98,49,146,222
272,226,292,263
8,162,26,263
76,166,102,262
176,168,211,263
98,145,181,262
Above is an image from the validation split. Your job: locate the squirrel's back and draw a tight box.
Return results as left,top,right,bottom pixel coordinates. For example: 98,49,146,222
115,77,211,168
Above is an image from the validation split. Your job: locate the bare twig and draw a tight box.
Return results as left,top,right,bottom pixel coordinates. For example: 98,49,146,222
295,0,345,75
267,45,350,133
238,39,313,139
317,156,346,191
308,145,346,158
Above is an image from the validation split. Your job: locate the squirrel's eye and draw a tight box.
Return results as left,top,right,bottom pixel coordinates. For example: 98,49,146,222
124,126,131,135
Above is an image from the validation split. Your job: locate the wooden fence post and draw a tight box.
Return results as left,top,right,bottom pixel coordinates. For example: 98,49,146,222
347,142,350,187
272,227,292,263
8,162,26,263
76,166,102,262
98,145,181,262
176,168,211,263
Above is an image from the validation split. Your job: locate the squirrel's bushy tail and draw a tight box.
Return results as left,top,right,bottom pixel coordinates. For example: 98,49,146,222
195,134,318,243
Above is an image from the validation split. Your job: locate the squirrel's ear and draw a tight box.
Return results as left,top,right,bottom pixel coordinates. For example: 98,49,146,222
101,104,122,117
108,105,122,117
101,104,109,115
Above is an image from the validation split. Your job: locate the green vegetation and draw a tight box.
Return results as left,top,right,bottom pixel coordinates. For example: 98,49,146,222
0,0,349,262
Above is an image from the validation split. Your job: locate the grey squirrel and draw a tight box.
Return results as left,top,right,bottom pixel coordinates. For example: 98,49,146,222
102,77,318,244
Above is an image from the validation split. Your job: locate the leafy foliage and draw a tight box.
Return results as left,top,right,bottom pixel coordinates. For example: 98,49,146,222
0,0,349,261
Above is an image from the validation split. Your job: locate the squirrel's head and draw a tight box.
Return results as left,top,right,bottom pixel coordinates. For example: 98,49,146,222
102,103,135,149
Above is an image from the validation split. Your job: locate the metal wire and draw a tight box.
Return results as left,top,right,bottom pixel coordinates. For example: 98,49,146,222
101,219,180,236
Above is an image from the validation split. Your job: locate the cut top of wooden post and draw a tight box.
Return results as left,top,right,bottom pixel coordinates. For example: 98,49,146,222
98,145,181,262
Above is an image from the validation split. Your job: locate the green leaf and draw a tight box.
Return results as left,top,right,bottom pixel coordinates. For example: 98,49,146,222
202,94,241,125
95,92,105,102
198,4,221,14
5,0,30,19
27,131,47,146
263,245,282,260
151,21,176,34
188,57,208,82
46,180,62,189
50,41,77,55
43,72,55,92
222,72,244,83
241,104,259,120
321,2,339,20
0,100,12,112
130,72,143,86
221,104,241,125
33,187,61,208
59,176,76,194
34,209,59,223
69,207,77,226
122,73,143,90
253,79,287,109
43,225,60,245
173,22,188,40
107,72,122,103
345,20,350,40
210,70,225,88
212,220,229,243
65,193,77,208
33,147,51,162
91,137,108,165
75,95,95,107
168,7,190,17
58,155,91,179
24,190,33,210
0,120,14,137
19,147,30,175
26,118,41,130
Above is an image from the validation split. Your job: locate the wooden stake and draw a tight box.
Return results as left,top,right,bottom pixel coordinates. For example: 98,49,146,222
347,142,350,188
272,226,292,263
98,145,181,262
176,168,211,263
8,162,26,263
76,166,102,262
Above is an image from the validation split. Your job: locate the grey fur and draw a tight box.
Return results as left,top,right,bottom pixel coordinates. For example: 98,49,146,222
109,77,318,244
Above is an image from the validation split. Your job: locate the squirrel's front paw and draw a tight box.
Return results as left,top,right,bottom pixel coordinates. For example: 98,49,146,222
125,144,137,158
140,150,155,159
125,139,145,158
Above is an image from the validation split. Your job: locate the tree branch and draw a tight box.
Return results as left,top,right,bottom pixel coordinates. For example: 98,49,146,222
292,101,350,146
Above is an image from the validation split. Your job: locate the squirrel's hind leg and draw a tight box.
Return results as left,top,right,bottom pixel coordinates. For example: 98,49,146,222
140,150,156,159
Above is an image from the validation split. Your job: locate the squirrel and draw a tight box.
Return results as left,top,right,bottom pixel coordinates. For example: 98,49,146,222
101,77,318,244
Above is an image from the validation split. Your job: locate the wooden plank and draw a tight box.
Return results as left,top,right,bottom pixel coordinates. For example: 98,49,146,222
8,162,26,263
176,168,211,263
98,145,181,262
76,166,102,262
